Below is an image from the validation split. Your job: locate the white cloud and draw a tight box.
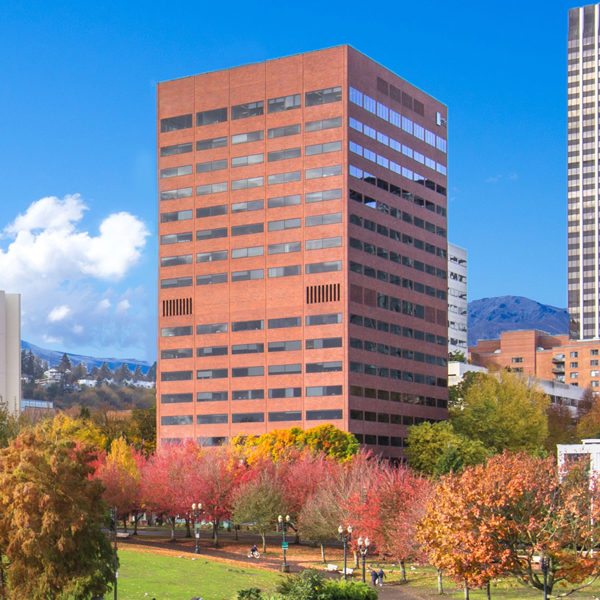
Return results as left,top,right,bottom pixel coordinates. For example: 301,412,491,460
0,195,152,358
48,305,70,322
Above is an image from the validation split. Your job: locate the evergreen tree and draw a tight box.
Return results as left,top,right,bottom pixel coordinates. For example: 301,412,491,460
146,362,156,382
96,363,113,384
57,352,73,374
132,365,143,382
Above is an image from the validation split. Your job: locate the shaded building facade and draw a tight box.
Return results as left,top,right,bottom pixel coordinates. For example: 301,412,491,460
157,46,449,458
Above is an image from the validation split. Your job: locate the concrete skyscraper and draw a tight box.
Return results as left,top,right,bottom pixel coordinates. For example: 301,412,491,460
157,46,449,458
568,5,600,339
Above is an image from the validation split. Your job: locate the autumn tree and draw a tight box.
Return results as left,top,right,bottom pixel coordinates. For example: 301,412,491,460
0,426,113,600
406,421,489,476
417,452,600,597
450,370,549,454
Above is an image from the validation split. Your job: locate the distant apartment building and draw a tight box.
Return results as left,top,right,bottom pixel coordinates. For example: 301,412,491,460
470,328,600,394
567,4,600,339
448,243,467,355
0,291,21,414
156,46,449,458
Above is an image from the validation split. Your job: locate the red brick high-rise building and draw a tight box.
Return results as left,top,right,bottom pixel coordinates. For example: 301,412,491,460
157,46,449,458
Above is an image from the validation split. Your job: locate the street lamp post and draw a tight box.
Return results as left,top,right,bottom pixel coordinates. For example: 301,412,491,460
338,524,353,580
541,555,550,600
357,536,370,583
278,514,291,573
191,503,202,554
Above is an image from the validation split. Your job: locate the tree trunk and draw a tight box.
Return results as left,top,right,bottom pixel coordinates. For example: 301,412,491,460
353,550,358,569
212,520,219,547
122,516,128,533
185,517,191,538
261,532,266,553
437,569,443,595
400,560,407,583
294,531,300,544
486,581,491,600
133,510,139,535
234,525,238,540
169,517,176,541
320,544,326,564
463,580,469,600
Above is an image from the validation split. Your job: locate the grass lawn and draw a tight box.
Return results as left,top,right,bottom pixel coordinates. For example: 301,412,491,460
114,549,285,600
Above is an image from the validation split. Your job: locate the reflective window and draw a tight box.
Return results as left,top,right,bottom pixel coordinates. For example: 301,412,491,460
269,388,301,398
232,343,264,354
196,322,228,334
268,218,301,231
232,366,265,377
231,130,264,144
305,117,342,132
161,348,193,359
196,159,227,173
196,182,227,195
161,142,193,156
269,411,302,422
231,223,264,236
231,176,264,190
161,187,193,201
161,210,193,223
268,340,301,352
197,369,228,379
232,319,264,331
197,250,227,263
196,273,227,285
268,124,301,138
268,194,301,208
197,414,228,424
268,241,301,255
196,227,227,241
196,108,227,126
305,141,342,156
306,236,342,250
232,269,264,281
161,415,193,425
305,337,342,349
268,317,301,328
161,326,193,337
232,389,264,400
268,148,301,161
305,87,342,106
306,361,342,372
161,254,192,267
197,391,228,402
305,212,342,226
196,346,228,357
268,171,301,185
231,101,264,120
306,313,342,325
161,114,192,132
268,265,301,278
196,136,227,151
305,261,342,274
306,165,342,179
196,205,227,219
231,246,263,259
161,393,193,403
268,94,301,113
232,199,264,213
305,189,342,203
268,364,301,375
305,387,343,397
231,153,264,167
161,232,193,245
161,277,193,289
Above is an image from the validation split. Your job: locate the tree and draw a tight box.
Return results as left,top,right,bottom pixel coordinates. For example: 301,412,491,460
448,350,467,363
57,352,72,374
132,365,144,382
450,370,549,454
545,403,576,452
146,362,156,381
0,426,113,600
96,362,113,384
406,421,489,476
232,464,284,552
576,395,600,439
113,363,132,384
417,452,600,597
126,407,156,455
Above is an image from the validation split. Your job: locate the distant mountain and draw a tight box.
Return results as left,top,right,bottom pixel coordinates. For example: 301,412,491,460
21,340,153,374
467,296,570,347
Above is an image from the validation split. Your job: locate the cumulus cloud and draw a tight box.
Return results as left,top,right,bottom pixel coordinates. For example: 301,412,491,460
0,195,152,357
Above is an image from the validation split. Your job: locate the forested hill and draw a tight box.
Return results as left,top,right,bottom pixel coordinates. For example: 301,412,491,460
21,340,152,374
468,296,569,347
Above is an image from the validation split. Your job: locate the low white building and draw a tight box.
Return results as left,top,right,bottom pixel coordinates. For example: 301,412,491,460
557,439,600,482
0,291,21,415
448,243,468,356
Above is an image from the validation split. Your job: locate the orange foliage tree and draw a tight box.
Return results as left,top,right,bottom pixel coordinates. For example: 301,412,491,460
418,452,600,598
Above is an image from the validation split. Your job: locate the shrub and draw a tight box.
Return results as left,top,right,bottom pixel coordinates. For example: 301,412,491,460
276,570,377,600
321,580,377,600
237,587,264,600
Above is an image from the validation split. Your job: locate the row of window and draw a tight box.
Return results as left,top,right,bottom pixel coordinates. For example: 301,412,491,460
348,361,446,387
161,360,342,380
349,117,446,176
160,189,342,226
349,384,447,408
161,118,343,157
350,337,446,366
160,87,342,132
349,312,447,347
353,434,408,448
350,211,446,272
161,408,343,426
161,313,342,337
162,337,342,360
161,141,343,178
349,86,446,152
350,251,446,299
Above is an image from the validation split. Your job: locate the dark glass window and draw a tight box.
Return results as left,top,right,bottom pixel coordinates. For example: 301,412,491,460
268,148,301,161
305,87,342,106
268,94,301,113
197,391,228,402
161,114,193,132
196,322,227,334
268,364,301,375
196,346,228,357
306,409,343,420
161,209,193,223
231,223,264,236
269,411,302,422
231,101,264,120
196,136,227,150
161,326,193,337
232,412,264,423
268,340,301,352
232,389,264,400
161,277,193,289
161,370,193,381
161,232,193,245
160,187,193,201
196,227,227,241
306,337,342,349
161,348,193,359
161,142,193,156
268,124,301,138
232,343,264,354
305,385,342,396
306,361,342,373
161,415,193,425
196,273,227,286
197,414,228,424
196,205,227,219
161,393,193,404
196,108,227,126
306,313,342,326
196,369,228,379
269,387,301,398
232,319,264,332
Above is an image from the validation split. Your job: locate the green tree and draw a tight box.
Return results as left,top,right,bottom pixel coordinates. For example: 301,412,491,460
113,363,132,384
57,352,72,373
132,365,144,382
146,362,156,382
96,362,113,384
450,370,549,454
0,426,113,599
406,421,489,477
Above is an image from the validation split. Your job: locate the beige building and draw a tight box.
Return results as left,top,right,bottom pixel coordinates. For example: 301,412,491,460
0,291,21,414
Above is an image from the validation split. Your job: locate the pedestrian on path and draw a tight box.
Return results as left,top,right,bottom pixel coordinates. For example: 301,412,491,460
371,569,378,586
378,568,385,587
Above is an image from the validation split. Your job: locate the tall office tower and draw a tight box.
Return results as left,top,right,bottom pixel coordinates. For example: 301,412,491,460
0,291,21,415
568,5,600,339
448,243,468,355
157,46,449,458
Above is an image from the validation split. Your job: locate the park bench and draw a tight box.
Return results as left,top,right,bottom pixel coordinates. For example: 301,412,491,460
325,564,338,572
116,532,131,539
338,567,354,576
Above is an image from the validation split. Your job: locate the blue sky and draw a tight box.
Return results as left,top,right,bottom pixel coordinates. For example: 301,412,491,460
0,0,574,361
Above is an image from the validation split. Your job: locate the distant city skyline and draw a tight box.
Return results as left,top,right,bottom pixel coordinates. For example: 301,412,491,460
0,0,576,360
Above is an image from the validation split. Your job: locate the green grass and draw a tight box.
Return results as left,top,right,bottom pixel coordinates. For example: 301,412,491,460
113,549,284,600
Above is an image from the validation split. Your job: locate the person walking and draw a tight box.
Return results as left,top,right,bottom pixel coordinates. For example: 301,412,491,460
370,569,378,587
378,568,385,587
